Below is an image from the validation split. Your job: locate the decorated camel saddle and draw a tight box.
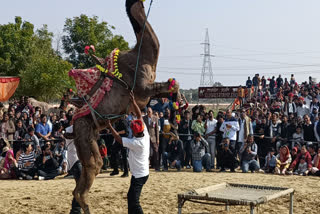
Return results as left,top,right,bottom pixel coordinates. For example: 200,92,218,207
68,46,125,121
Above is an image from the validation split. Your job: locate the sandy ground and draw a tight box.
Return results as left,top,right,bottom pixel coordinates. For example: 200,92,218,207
1,169,320,214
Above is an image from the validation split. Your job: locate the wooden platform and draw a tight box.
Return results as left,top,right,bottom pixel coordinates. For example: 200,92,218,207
177,183,295,214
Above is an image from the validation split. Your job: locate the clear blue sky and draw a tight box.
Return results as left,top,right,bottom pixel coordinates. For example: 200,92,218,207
2,0,320,89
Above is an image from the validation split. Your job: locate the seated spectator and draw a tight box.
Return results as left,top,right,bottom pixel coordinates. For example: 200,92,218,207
191,132,212,172
14,119,27,141
264,147,276,173
292,126,303,149
54,141,67,174
36,144,61,180
35,114,52,141
240,135,260,173
219,138,238,172
275,145,291,175
310,147,320,176
0,149,17,179
288,145,312,175
163,133,183,171
0,112,16,141
293,156,308,176
17,142,37,180
25,127,40,154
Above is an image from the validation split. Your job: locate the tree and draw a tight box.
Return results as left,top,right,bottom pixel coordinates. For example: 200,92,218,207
0,17,74,101
18,26,73,101
62,14,129,68
0,17,34,76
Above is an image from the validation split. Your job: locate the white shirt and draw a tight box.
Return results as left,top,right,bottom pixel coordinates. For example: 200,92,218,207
205,118,217,135
65,125,79,171
314,121,320,141
297,105,310,119
219,119,240,141
122,125,150,178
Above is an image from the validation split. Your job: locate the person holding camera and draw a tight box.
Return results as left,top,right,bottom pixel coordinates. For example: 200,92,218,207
219,138,238,172
35,144,60,180
191,132,212,172
163,132,183,171
240,135,260,173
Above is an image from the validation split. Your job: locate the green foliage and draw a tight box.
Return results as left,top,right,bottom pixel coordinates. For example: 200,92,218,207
0,17,73,102
0,17,35,76
18,25,73,102
62,14,129,68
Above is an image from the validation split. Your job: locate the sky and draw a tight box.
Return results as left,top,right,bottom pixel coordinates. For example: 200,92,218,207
2,0,320,89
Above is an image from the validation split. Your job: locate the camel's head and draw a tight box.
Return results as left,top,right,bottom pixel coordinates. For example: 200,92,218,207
126,0,145,34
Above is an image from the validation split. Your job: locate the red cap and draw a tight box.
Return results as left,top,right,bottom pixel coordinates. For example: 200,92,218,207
130,120,144,134
299,97,304,101
288,93,294,97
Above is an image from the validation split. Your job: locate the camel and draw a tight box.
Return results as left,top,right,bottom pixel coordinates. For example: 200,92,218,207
71,0,180,213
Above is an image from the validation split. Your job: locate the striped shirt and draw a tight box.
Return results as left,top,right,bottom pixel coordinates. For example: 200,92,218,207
18,152,36,170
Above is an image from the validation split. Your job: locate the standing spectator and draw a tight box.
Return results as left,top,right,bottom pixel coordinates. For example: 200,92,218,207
302,114,315,142
283,93,296,116
191,114,205,135
35,114,52,141
261,76,267,90
252,74,259,96
237,86,245,107
237,109,253,155
163,133,183,171
219,138,238,172
143,107,160,171
290,74,296,88
246,76,253,100
0,112,16,141
269,113,282,151
178,110,193,168
98,136,108,170
296,97,310,119
269,76,276,95
220,109,240,154
215,115,225,169
109,117,129,177
240,135,260,173
191,132,212,172
276,75,283,89
14,120,26,141
204,110,217,169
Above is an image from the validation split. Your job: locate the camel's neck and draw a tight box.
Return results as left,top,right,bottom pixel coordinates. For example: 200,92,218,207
126,0,159,66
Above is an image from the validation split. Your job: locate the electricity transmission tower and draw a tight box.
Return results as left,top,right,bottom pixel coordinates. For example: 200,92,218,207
200,29,214,86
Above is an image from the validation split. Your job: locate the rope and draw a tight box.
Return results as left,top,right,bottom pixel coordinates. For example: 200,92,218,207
83,0,155,120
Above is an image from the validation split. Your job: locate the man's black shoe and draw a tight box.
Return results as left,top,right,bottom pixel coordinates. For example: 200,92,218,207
121,172,129,177
110,171,119,176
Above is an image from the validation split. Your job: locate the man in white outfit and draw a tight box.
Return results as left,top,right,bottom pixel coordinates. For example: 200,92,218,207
205,110,217,169
108,92,149,214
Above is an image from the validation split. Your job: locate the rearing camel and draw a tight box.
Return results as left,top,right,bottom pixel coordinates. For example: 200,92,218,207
71,0,179,213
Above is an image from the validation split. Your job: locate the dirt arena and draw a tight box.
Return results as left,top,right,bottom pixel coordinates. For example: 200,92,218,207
1,170,319,214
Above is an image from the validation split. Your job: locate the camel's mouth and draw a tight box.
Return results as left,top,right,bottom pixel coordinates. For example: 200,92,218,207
126,0,143,34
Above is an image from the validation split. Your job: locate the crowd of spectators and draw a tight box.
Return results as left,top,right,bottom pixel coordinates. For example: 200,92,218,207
1,74,320,181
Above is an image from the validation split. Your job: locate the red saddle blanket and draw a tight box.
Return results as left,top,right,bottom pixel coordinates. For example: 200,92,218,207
69,67,113,121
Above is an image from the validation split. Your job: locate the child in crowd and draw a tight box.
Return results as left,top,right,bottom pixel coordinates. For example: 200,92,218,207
98,137,108,170
294,156,308,176
264,147,276,173
292,126,303,149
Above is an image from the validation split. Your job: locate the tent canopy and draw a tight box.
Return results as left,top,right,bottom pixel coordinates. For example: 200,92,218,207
0,77,20,102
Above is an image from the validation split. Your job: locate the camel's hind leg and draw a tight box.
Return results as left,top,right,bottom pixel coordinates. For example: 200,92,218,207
73,117,103,214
